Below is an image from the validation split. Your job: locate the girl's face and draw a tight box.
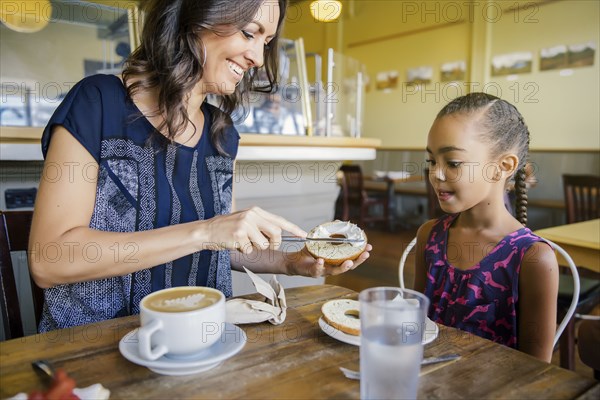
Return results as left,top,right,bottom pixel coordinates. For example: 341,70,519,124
199,1,280,95
426,113,504,214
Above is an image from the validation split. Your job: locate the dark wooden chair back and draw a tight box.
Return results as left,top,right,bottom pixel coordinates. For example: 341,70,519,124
339,165,365,207
0,210,44,340
557,175,600,370
563,174,600,224
338,165,388,226
334,171,349,221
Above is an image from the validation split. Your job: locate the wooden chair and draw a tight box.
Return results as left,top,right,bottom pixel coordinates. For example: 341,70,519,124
577,318,600,380
398,236,580,350
338,165,389,228
0,210,44,340
558,174,600,369
563,174,600,223
334,170,349,220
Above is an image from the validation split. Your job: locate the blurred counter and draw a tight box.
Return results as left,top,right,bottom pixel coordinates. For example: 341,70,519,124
1,129,379,161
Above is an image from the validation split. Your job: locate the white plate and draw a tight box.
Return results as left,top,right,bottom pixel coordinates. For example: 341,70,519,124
318,317,439,346
119,322,246,376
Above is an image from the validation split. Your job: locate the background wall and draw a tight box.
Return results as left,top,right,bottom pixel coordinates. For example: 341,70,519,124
283,0,600,150
1,0,134,128
488,0,599,150
283,0,599,229
347,21,469,147
1,23,103,87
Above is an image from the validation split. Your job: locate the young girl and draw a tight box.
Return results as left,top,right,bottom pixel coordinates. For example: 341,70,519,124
413,93,559,362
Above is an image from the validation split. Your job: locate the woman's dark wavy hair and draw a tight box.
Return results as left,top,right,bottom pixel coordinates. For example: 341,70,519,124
122,0,288,155
436,92,532,225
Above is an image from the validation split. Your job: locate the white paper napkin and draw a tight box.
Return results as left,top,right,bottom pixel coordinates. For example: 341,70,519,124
225,267,287,325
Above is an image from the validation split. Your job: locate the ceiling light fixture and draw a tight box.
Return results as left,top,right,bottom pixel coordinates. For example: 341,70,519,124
0,0,51,33
310,0,343,22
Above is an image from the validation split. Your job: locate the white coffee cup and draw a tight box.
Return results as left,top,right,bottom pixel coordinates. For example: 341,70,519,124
137,286,225,361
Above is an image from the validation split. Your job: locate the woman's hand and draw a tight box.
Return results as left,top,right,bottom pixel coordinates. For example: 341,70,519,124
283,244,372,278
198,207,306,253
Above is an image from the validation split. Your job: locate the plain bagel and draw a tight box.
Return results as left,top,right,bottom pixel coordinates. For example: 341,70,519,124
321,299,361,336
305,220,367,265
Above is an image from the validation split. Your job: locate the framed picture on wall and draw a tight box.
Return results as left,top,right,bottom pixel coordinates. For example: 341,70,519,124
440,61,466,82
567,42,595,68
540,45,568,71
406,66,433,85
375,70,399,91
491,52,532,76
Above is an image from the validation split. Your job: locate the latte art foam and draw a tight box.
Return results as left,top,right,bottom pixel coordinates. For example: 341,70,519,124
162,293,206,309
144,288,221,312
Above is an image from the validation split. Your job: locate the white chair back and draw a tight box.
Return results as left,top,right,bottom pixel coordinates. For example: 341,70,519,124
397,236,580,347
398,237,417,290
545,239,580,347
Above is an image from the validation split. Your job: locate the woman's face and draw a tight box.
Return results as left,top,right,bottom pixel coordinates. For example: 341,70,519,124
199,1,280,95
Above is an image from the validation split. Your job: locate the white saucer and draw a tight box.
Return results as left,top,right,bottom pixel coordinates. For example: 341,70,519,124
119,322,246,376
318,317,439,346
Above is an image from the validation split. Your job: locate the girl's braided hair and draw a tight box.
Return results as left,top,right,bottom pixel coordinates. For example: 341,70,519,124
436,92,531,225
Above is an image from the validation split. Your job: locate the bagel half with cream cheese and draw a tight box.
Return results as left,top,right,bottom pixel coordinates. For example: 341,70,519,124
305,220,367,265
321,299,361,336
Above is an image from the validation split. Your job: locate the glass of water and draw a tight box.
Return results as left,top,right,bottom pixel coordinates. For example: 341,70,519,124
359,287,430,400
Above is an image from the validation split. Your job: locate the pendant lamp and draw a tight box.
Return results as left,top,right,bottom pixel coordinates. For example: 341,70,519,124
0,0,51,33
310,0,343,22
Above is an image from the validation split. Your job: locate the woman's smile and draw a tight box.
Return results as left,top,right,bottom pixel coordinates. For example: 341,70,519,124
227,60,245,81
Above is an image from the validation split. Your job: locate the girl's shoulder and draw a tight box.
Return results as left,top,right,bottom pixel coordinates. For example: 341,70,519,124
417,214,455,243
519,240,559,296
416,219,435,249
521,240,556,266
508,226,549,248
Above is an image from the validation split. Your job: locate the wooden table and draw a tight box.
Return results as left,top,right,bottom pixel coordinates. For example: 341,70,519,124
535,219,600,273
1,285,598,399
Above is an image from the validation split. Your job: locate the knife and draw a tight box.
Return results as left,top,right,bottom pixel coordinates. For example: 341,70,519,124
339,354,461,380
281,236,365,243
421,353,461,365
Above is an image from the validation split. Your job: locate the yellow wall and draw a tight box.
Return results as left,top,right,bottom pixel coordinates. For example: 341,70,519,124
347,21,469,149
283,0,600,150
1,23,105,87
488,0,600,150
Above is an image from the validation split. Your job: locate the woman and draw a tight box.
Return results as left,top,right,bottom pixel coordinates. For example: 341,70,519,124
29,0,371,332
